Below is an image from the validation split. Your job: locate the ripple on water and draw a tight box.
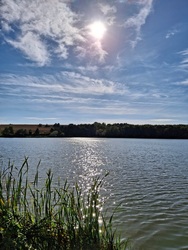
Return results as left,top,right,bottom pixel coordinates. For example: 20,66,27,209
1,138,188,250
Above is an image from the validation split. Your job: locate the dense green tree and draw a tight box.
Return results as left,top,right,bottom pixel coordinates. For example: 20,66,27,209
34,128,40,136
15,129,28,137
28,129,32,136
2,126,14,137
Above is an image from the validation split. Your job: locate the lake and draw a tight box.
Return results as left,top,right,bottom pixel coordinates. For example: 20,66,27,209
0,138,188,250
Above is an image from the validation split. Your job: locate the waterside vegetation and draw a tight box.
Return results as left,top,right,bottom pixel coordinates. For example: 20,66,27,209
0,122,188,138
0,159,128,250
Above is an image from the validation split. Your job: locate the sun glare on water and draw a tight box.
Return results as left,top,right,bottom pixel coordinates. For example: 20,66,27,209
89,21,106,40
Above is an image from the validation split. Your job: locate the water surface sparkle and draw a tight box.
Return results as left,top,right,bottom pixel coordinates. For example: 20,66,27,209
0,138,188,250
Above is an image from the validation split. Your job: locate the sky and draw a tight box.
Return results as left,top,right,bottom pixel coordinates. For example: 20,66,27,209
0,0,188,125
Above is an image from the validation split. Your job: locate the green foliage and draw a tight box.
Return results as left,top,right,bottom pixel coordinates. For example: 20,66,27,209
15,129,28,137
2,126,14,137
1,123,188,138
34,128,40,136
0,159,128,250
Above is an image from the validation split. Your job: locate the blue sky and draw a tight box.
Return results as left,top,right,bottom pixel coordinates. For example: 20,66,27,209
0,0,188,125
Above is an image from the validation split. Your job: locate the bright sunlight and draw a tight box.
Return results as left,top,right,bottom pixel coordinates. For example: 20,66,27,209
89,21,106,40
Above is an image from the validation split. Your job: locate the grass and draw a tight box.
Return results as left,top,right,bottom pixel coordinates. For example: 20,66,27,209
0,158,129,250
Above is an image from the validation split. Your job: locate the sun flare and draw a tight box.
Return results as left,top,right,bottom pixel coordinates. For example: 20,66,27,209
89,21,106,40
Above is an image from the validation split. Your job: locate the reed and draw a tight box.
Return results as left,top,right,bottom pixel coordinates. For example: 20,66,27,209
0,158,128,249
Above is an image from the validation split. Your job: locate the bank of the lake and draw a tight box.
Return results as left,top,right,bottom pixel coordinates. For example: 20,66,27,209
1,123,188,138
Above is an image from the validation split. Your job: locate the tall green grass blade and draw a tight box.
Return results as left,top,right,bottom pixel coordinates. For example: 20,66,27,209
0,160,129,249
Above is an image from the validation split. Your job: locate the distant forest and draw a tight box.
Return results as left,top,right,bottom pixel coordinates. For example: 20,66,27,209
1,122,188,139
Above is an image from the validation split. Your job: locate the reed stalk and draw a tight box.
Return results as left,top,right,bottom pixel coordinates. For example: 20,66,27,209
0,158,128,249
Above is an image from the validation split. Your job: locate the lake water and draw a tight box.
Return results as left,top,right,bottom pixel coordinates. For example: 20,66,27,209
0,138,188,250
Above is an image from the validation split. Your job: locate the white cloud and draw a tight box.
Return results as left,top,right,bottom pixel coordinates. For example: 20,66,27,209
0,71,127,98
6,32,49,66
99,3,116,16
57,63,98,75
149,119,175,124
25,117,57,121
177,79,188,86
77,65,98,73
77,106,137,115
180,49,188,56
178,49,188,70
0,0,86,65
89,41,108,63
1,0,113,65
0,20,12,32
165,23,182,39
55,44,68,60
59,71,127,95
98,3,117,25
75,41,108,63
123,0,153,47
0,0,154,64
166,29,178,39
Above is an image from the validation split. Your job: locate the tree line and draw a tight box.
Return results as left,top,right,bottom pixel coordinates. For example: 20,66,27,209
1,122,188,139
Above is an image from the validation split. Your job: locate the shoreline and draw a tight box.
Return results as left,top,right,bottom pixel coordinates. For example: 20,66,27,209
0,123,188,139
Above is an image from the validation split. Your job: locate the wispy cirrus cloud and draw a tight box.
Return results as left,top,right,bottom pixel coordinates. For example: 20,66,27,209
98,3,117,25
123,0,153,47
25,117,57,121
0,69,178,119
99,3,117,16
0,71,127,98
0,71,138,119
150,119,175,124
177,79,188,86
165,22,183,39
178,48,188,70
75,41,108,63
166,28,179,39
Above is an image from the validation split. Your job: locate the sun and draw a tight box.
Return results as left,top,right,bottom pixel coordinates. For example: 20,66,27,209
89,21,106,40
